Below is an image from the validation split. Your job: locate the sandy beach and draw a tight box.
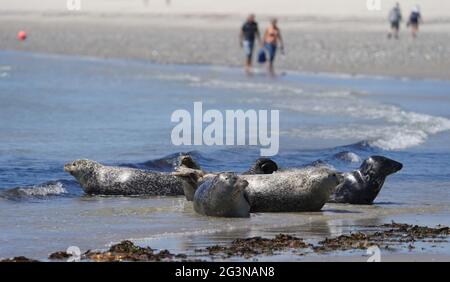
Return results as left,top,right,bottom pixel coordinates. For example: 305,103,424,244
1,11,450,80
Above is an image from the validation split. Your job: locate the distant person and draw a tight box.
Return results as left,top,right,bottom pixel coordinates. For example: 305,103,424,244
388,3,402,39
407,5,423,38
262,18,284,76
239,14,260,74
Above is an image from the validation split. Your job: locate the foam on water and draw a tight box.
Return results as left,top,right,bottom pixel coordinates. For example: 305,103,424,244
0,181,68,200
154,73,202,83
149,67,450,151
333,151,361,163
277,92,450,150
183,75,450,151
0,65,11,78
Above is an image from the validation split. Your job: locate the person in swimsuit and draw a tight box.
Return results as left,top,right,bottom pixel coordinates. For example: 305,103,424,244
262,18,284,76
239,14,260,74
407,5,423,38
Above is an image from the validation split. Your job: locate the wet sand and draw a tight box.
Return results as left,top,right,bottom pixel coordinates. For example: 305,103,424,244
2,222,448,262
1,13,450,80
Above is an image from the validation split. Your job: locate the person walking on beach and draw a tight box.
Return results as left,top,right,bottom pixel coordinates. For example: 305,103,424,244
407,5,423,38
239,14,260,74
388,3,402,39
262,18,284,76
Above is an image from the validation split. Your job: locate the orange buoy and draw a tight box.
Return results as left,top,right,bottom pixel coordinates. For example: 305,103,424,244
17,31,27,41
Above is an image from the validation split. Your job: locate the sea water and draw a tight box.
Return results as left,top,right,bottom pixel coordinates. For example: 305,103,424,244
0,51,449,260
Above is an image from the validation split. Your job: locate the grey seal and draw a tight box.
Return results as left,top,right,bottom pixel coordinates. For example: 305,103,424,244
179,166,341,212
174,157,278,201
328,156,403,204
193,173,250,218
64,159,196,196
241,167,341,212
240,155,403,205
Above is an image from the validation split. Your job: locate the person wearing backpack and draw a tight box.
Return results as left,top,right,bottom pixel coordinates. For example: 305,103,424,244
407,5,423,38
388,3,402,39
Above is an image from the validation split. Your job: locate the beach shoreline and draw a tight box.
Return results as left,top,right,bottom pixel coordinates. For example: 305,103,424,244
1,222,449,262
1,12,450,80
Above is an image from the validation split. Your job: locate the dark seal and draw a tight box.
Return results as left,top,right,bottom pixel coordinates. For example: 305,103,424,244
328,156,403,204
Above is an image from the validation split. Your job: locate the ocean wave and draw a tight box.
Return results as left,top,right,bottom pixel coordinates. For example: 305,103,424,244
154,73,202,83
0,65,11,78
285,117,450,151
0,180,79,201
191,79,303,96
120,150,209,171
276,92,450,151
333,151,361,163
184,75,450,151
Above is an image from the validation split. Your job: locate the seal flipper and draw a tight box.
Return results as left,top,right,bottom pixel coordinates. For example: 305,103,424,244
172,167,203,201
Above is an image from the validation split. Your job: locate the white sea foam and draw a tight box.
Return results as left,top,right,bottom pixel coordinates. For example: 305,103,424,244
300,100,450,150
335,151,361,163
285,121,449,151
191,79,302,96
154,73,202,83
0,65,12,71
0,65,11,78
176,75,450,151
260,85,450,151
13,182,67,197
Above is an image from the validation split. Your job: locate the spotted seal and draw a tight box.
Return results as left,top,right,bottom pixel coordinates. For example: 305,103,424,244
64,159,197,196
178,166,341,213
241,167,342,212
193,173,250,218
174,157,278,201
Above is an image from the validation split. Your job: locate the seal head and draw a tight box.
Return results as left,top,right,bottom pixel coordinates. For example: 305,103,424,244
193,173,250,218
177,154,201,170
64,159,101,191
242,158,278,174
330,156,403,204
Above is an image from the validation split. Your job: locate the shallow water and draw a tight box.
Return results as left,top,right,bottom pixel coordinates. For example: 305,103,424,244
0,51,449,260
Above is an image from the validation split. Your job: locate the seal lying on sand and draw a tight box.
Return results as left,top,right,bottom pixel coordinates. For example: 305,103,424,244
328,156,403,204
64,159,197,196
193,173,250,218
178,166,341,213
241,167,341,212
240,155,403,205
174,156,278,201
